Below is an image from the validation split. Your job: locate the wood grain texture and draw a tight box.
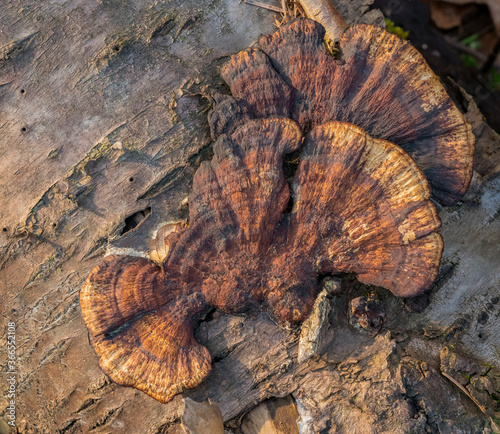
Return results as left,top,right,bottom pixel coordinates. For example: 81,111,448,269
218,18,475,206
80,119,442,403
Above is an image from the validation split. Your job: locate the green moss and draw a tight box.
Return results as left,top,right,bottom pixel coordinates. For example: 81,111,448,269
385,18,409,40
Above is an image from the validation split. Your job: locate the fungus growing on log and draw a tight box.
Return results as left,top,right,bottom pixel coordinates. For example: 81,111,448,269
214,18,475,206
80,119,443,403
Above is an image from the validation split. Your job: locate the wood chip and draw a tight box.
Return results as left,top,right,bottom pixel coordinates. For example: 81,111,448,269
181,398,224,434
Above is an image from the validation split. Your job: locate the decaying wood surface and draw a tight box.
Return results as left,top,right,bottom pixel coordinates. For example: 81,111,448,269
0,0,499,433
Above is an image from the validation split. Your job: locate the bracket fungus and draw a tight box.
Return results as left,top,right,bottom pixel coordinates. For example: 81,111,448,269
80,16,474,404
212,18,475,206
81,117,443,403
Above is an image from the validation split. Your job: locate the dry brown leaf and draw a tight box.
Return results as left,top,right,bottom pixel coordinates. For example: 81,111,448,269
433,0,500,35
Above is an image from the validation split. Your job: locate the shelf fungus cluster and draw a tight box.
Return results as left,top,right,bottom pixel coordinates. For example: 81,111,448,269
80,18,474,403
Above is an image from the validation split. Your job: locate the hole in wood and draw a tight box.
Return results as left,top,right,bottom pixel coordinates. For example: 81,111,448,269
121,207,152,235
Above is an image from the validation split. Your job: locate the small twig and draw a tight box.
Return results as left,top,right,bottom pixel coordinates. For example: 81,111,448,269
444,35,488,63
443,371,500,433
281,0,290,20
441,371,487,414
244,0,284,13
444,35,500,69
291,0,305,18
492,417,500,434
297,0,347,41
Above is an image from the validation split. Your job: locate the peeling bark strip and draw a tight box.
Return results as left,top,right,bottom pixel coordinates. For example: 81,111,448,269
80,117,443,403
217,18,475,205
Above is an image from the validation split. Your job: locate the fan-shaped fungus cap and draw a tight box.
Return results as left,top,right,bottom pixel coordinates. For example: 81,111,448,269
215,18,475,206
80,255,211,403
81,116,442,402
290,121,443,296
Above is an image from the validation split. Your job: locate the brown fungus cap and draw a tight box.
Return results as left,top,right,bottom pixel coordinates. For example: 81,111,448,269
80,119,304,403
80,255,211,403
215,18,475,206
80,118,442,403
289,121,443,297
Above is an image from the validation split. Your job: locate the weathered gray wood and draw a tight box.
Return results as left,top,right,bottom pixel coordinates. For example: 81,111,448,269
0,0,499,433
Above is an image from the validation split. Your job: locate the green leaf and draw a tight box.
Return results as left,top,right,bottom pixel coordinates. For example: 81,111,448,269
461,34,481,50
461,54,479,68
